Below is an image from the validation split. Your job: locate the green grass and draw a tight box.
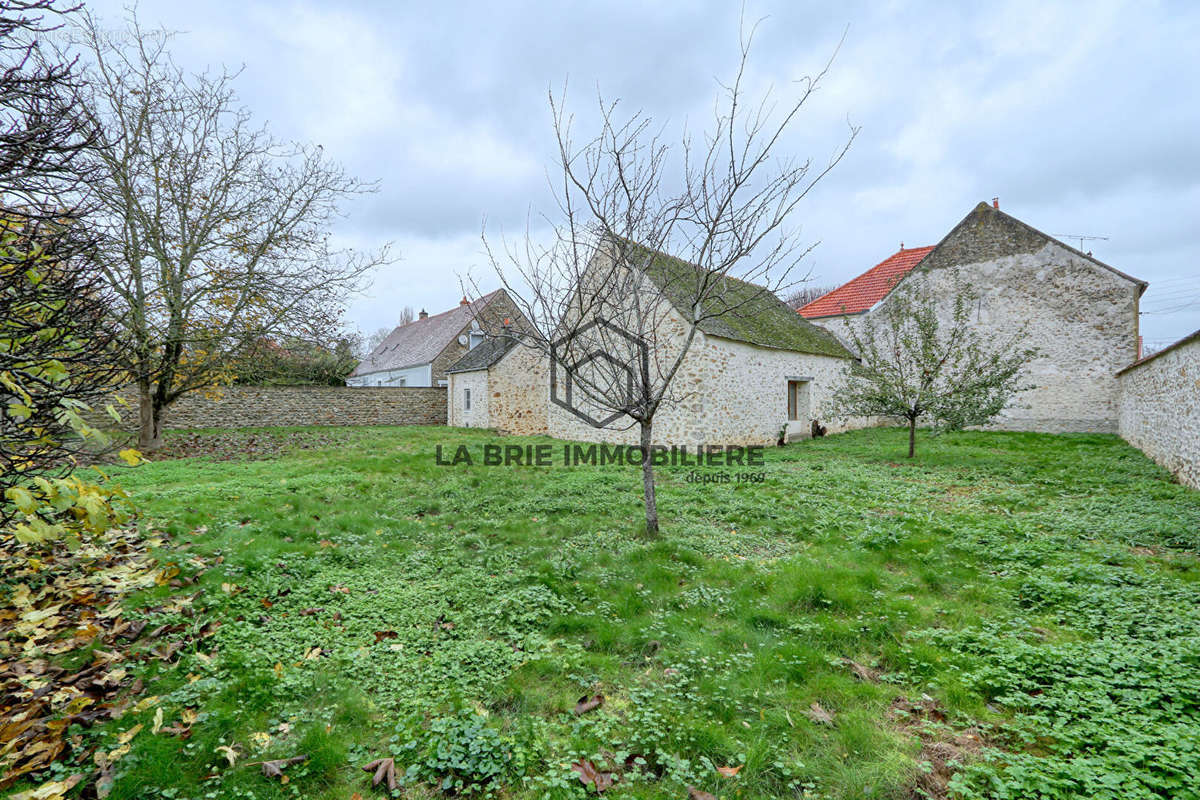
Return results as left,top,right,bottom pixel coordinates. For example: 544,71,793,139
71,426,1200,799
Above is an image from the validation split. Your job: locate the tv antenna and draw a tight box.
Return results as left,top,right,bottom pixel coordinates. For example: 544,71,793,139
1052,233,1109,253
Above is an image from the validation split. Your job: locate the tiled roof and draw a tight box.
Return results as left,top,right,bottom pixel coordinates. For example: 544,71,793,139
350,290,502,377
445,334,519,373
797,246,934,319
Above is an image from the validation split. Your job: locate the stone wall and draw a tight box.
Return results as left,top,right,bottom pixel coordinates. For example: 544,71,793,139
105,386,446,430
447,370,490,428
485,345,550,435
813,241,1142,433
1117,331,1200,490
544,304,866,447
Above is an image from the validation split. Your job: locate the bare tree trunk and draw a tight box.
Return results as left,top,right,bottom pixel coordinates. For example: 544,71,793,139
907,416,917,459
137,383,163,452
639,421,659,536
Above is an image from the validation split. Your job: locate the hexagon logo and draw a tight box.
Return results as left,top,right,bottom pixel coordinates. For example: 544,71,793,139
550,318,649,428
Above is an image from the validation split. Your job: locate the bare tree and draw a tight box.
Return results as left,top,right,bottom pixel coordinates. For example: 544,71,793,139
69,10,390,450
832,274,1037,458
782,283,836,309
1,0,97,214
482,22,856,535
397,305,415,327
362,326,393,357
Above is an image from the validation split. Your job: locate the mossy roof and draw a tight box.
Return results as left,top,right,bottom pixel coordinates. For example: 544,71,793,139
445,335,519,374
621,240,852,359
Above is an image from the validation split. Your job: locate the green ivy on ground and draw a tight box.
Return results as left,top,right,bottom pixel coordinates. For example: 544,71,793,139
10,424,1193,800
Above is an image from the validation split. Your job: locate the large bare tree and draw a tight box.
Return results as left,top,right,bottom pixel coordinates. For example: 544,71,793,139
483,23,856,535
69,11,389,450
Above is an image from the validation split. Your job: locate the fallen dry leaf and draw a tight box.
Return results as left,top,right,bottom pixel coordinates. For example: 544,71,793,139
687,786,717,800
362,756,398,791
573,693,605,715
843,659,881,683
260,754,307,779
572,759,615,793
10,773,84,800
806,701,835,726
716,764,743,777
215,745,239,767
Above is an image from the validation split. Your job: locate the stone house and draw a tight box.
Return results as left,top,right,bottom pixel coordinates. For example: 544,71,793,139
798,201,1148,433
347,290,522,387
447,243,859,446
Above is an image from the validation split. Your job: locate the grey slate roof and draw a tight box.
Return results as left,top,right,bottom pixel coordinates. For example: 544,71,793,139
350,290,502,377
445,334,520,374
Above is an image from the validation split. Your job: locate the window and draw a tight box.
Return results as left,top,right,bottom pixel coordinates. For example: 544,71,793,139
468,331,485,350
464,388,471,411
787,379,810,422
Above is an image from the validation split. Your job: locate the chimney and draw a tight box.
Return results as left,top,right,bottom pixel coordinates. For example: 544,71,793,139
418,309,428,320
459,296,469,306
992,197,999,209
899,242,904,251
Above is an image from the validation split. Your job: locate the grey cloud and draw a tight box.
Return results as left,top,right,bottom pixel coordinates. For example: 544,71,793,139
82,0,1200,343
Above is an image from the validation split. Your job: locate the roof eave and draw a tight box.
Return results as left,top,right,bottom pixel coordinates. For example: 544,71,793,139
1115,328,1200,375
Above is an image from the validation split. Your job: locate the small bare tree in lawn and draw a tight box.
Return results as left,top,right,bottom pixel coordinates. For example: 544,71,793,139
69,10,390,450
832,273,1037,458
482,23,857,535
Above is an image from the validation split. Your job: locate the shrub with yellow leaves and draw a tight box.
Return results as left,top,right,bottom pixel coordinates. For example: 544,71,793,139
1,224,136,547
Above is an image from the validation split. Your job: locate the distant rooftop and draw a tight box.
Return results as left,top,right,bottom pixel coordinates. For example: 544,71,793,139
797,245,934,319
350,290,502,377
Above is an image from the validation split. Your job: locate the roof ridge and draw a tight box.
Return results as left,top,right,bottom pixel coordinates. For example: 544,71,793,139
797,245,933,319
976,203,1147,289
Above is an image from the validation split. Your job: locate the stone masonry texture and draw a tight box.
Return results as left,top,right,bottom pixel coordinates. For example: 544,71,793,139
1118,332,1200,490
812,204,1143,433
103,386,446,430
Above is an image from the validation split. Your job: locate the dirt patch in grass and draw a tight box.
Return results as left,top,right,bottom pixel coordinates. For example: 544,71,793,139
889,694,986,800
147,429,350,462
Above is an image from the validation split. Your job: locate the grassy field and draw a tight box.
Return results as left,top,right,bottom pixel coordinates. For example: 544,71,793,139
38,426,1200,799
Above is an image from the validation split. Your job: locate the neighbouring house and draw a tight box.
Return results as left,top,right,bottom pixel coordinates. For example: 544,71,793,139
798,201,1148,433
448,242,862,446
347,290,522,388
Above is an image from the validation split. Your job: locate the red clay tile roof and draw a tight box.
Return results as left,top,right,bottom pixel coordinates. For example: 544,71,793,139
797,246,935,318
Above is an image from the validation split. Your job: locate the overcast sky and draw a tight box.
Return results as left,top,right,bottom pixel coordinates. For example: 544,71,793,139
87,0,1200,349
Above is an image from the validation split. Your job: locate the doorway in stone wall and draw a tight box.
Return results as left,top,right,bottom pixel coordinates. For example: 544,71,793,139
786,377,812,440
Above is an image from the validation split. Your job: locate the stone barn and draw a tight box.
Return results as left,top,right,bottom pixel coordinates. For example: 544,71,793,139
449,242,861,446
799,201,1147,433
